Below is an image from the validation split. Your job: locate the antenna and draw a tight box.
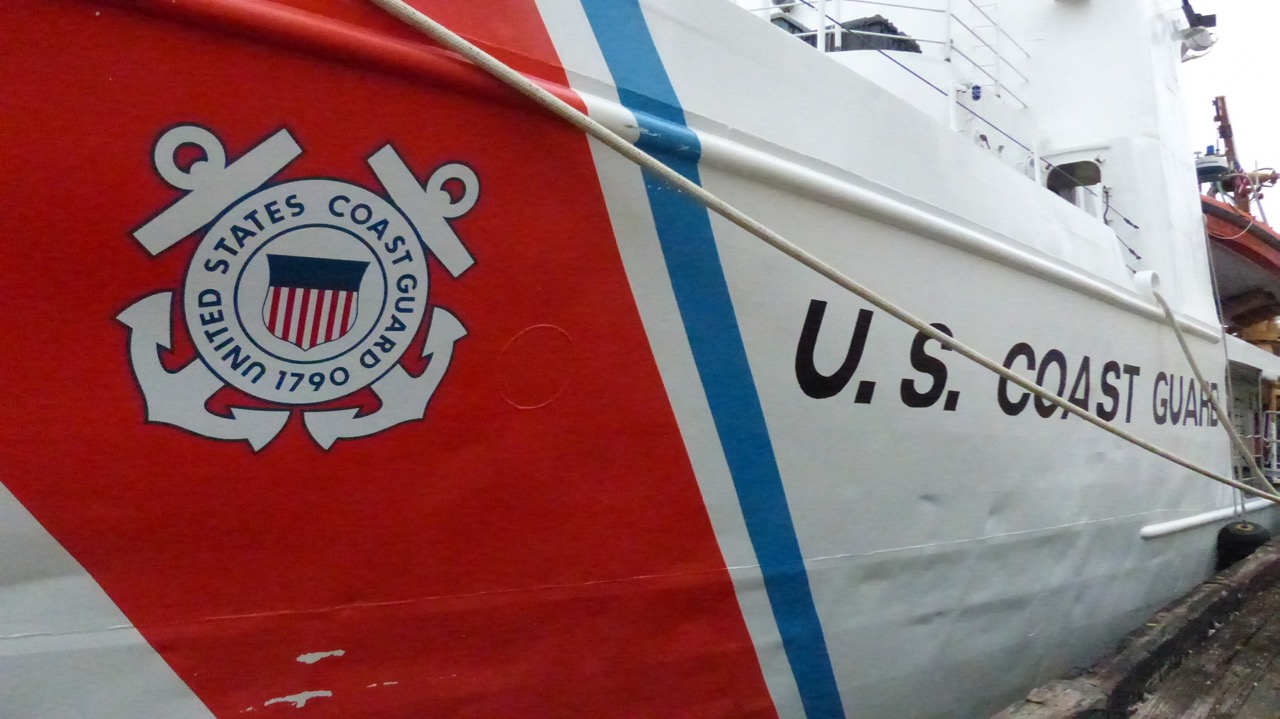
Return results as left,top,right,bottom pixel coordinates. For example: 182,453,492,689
1182,1,1217,28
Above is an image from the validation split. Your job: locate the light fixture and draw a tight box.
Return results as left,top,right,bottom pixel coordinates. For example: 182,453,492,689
1181,26,1217,53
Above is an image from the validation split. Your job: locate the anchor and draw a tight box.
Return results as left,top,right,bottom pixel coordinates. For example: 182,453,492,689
117,293,289,451
304,307,467,449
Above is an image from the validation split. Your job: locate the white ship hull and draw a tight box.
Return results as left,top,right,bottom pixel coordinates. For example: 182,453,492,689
1,0,1272,716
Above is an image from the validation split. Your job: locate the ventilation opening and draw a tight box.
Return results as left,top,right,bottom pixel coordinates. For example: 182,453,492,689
1046,160,1102,202
837,15,922,53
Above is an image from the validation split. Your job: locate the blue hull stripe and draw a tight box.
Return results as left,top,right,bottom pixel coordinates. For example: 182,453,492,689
578,2,846,716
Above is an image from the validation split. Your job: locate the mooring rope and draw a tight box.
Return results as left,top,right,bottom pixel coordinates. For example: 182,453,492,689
365,0,1280,504
1150,280,1280,496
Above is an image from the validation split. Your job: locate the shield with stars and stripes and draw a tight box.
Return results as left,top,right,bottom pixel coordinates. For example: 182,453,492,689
262,254,369,351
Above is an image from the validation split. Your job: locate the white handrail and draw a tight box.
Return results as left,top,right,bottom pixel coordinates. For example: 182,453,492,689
848,0,945,11
795,28,944,45
950,45,1028,107
950,14,1029,83
1140,499,1272,539
817,0,827,52
746,0,1031,111
964,0,1030,58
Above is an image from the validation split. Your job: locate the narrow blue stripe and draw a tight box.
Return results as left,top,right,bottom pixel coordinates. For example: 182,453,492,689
578,2,845,716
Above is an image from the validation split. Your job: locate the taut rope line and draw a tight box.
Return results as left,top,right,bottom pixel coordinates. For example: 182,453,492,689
366,0,1280,504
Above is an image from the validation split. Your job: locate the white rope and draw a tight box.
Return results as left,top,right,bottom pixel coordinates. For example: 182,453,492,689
365,0,1280,505
1216,215,1257,241
1152,288,1280,497
1201,217,1252,519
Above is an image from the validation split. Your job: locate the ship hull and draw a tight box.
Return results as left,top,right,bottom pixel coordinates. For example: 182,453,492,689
0,1,1266,717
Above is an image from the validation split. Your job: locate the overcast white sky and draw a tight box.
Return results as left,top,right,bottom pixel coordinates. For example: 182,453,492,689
1180,2,1280,175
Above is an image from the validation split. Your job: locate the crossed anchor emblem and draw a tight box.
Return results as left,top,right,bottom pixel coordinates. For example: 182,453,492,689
118,125,477,450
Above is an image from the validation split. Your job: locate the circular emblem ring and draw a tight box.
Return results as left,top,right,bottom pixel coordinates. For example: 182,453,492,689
184,179,429,405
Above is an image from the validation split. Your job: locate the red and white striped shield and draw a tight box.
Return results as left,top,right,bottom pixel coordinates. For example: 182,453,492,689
262,254,369,350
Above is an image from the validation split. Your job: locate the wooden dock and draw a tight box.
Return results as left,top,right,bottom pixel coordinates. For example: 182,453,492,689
994,539,1280,719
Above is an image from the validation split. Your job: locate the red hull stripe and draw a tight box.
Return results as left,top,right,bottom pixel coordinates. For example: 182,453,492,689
114,0,591,109
0,2,775,717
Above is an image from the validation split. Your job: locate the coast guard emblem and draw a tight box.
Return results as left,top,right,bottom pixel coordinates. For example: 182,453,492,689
119,125,477,450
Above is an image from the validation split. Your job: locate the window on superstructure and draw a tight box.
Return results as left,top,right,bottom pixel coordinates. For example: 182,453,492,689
771,15,806,39
1046,160,1102,215
836,16,922,53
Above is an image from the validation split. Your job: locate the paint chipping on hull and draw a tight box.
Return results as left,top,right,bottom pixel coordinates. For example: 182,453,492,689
295,650,345,664
263,691,333,709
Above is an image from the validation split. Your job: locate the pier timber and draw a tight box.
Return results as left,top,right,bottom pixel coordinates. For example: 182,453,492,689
995,539,1280,718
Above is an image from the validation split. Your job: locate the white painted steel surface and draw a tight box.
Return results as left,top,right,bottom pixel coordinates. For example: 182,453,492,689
536,0,1276,716
0,483,216,719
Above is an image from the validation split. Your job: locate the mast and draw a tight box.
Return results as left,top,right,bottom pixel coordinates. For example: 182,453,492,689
1213,95,1251,213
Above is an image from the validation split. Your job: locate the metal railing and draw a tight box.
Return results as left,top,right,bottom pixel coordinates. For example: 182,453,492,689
745,0,1030,109
1265,410,1280,478
739,0,1153,254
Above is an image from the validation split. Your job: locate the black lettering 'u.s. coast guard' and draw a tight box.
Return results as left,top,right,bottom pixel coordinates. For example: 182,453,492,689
118,125,479,451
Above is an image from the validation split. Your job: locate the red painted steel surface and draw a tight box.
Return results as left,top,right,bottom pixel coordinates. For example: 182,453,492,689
0,2,776,715
1204,195,1280,272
